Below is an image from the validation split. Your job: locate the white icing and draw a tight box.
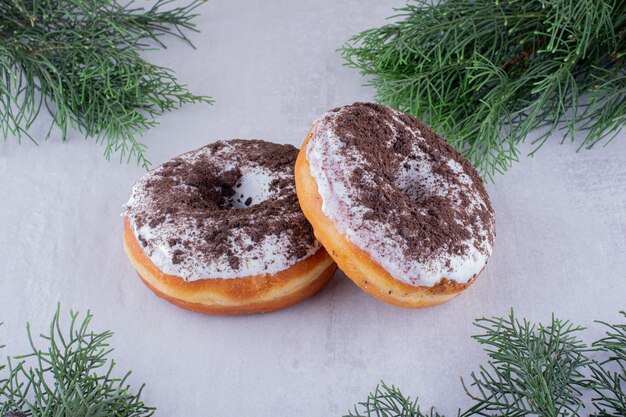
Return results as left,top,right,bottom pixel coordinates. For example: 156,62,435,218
306,104,495,287
124,141,320,281
229,168,274,208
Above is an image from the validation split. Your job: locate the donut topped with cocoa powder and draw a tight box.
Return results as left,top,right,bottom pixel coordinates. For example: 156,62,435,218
124,140,319,281
305,103,495,287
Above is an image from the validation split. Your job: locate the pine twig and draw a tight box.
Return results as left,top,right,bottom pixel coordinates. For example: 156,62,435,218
0,305,154,417
346,382,443,417
341,0,626,180
0,0,213,168
589,311,626,416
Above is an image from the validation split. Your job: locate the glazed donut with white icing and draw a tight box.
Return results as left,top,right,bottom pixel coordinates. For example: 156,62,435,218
295,103,495,308
123,139,336,315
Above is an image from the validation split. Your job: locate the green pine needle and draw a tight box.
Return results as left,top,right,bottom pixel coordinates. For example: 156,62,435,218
341,0,626,180
0,306,154,417
348,311,626,417
0,0,213,168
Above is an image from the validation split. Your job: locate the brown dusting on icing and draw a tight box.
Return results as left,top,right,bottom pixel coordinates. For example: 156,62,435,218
131,140,316,276
331,103,495,264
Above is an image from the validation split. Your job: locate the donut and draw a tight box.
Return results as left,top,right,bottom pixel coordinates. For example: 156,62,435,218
295,103,496,308
123,139,337,315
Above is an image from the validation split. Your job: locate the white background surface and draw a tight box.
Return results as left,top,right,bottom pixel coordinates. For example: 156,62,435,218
1,1,625,416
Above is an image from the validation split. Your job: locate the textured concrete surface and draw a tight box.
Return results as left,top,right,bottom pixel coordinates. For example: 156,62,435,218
1,1,625,416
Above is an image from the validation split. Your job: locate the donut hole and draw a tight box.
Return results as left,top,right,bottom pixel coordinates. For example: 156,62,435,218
394,158,437,204
224,169,274,209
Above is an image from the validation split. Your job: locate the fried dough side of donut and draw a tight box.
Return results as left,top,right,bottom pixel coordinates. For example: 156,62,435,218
124,217,337,315
295,131,477,309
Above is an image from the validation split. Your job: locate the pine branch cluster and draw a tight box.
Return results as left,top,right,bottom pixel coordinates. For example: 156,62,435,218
0,307,153,417
2,309,624,416
347,311,626,417
341,0,626,180
0,0,212,168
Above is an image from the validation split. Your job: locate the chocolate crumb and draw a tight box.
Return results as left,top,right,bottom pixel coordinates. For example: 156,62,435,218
172,249,184,265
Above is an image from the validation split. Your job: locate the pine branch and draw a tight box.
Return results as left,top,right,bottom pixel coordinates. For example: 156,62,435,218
589,311,626,416
341,0,626,180
462,312,590,416
0,0,213,168
0,306,154,417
